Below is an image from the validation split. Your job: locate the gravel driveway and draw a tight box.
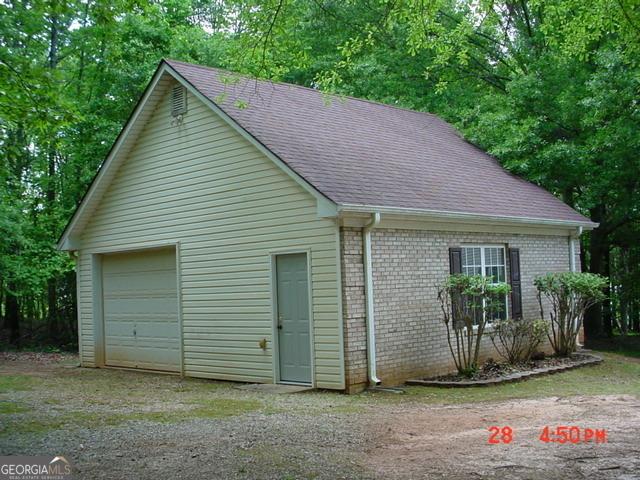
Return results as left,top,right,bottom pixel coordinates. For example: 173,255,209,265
1,353,638,479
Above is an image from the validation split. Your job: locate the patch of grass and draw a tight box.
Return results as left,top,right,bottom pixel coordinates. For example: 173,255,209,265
0,397,262,438
0,401,28,414
0,410,133,437
38,369,227,400
0,375,35,393
324,403,365,414
136,398,262,423
381,352,640,404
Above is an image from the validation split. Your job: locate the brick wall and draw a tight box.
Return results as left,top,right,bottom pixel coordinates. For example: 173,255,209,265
340,227,578,388
340,228,369,393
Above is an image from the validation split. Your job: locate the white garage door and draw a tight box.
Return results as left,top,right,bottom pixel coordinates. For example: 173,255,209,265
102,248,180,372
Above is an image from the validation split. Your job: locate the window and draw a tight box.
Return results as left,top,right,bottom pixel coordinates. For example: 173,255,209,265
461,245,508,322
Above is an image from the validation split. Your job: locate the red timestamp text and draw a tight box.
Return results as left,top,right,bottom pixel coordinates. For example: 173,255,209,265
488,426,608,444
539,426,607,444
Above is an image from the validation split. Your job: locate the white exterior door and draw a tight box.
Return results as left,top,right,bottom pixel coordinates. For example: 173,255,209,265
102,248,180,372
276,253,312,385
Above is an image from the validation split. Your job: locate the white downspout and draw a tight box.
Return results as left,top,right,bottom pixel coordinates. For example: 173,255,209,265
571,226,583,346
363,212,381,385
570,226,583,273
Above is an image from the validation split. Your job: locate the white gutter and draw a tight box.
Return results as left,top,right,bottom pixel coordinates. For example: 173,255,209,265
338,204,598,230
363,212,381,385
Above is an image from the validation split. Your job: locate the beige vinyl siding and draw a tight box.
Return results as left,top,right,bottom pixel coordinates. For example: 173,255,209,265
76,82,343,389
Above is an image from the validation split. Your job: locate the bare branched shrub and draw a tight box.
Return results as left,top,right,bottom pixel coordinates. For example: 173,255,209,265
488,319,548,364
535,272,608,356
438,274,510,376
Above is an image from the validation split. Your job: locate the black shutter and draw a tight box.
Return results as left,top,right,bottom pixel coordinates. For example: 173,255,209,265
509,248,523,319
449,247,462,274
449,248,463,327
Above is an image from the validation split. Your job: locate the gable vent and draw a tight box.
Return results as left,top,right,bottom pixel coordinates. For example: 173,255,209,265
171,85,187,117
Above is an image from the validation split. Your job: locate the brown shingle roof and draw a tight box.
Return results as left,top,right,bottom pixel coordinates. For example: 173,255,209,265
166,59,590,224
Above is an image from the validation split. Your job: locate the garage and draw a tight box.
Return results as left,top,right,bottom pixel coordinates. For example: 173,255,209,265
101,247,180,372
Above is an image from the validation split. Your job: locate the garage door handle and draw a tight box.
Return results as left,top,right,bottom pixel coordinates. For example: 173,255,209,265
277,324,282,330
133,329,137,336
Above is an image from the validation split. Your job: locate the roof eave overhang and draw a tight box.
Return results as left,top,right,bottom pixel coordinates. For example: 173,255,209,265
337,204,597,232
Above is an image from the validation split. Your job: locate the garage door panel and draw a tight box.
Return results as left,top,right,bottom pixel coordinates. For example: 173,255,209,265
103,272,177,294
105,347,137,366
102,249,176,272
104,319,136,337
102,248,180,372
103,297,178,315
135,323,179,341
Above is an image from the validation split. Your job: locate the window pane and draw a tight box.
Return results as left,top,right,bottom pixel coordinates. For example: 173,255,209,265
489,248,498,265
487,295,508,321
483,247,506,285
462,247,482,275
485,266,498,282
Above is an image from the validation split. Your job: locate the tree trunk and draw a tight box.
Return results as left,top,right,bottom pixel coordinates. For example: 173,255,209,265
0,276,4,329
46,12,60,343
47,278,58,342
619,247,629,336
602,247,612,337
46,148,58,342
584,207,607,339
6,284,20,346
67,269,78,341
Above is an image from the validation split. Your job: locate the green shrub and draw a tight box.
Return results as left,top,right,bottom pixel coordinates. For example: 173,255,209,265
488,318,548,364
534,272,608,356
438,274,510,376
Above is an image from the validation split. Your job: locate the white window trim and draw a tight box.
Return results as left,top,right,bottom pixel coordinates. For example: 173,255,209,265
460,244,509,323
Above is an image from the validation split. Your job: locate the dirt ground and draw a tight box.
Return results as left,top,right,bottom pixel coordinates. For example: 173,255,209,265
1,353,639,479
369,395,640,479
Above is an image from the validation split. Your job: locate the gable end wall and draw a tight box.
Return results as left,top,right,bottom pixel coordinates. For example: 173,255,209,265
76,82,344,389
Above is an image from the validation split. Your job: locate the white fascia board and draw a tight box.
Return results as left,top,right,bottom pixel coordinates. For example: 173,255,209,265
57,64,172,251
163,63,337,219
337,204,598,230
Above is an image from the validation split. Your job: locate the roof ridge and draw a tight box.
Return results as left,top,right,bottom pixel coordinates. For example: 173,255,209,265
163,58,439,120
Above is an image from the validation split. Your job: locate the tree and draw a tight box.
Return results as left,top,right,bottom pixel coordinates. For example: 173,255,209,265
0,0,234,347
226,0,640,339
1,0,637,349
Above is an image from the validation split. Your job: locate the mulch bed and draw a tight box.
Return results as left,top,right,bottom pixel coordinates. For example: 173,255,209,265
406,352,602,388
